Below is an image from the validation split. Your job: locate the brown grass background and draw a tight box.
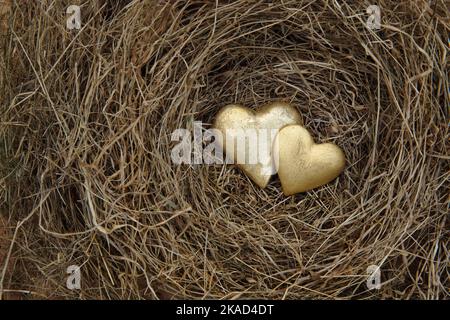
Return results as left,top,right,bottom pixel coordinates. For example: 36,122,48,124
0,0,449,299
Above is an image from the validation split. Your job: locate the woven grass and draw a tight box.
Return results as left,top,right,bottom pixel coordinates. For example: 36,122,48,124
0,0,449,299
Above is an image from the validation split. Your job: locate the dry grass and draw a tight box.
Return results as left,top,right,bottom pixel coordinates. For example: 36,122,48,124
0,0,449,299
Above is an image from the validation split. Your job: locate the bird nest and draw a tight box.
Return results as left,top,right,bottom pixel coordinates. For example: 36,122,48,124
0,0,448,299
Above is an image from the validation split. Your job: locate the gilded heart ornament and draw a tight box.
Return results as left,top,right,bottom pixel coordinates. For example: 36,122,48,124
213,102,303,188
274,125,345,195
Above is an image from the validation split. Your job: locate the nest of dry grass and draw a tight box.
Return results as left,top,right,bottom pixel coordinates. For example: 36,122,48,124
0,0,448,299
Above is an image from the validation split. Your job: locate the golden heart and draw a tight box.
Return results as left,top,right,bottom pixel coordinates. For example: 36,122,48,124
274,125,345,195
214,102,302,188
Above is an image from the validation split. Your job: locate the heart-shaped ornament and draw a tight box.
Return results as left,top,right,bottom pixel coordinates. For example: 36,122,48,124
274,125,345,195
214,102,303,188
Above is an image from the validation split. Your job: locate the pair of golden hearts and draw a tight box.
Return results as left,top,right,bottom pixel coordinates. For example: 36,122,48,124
214,102,345,195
